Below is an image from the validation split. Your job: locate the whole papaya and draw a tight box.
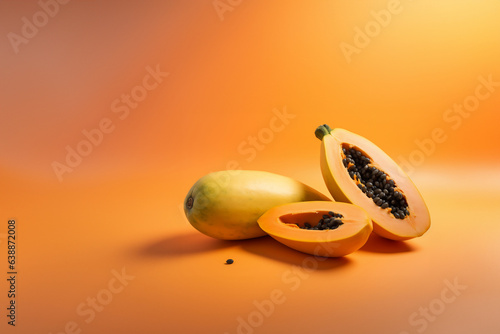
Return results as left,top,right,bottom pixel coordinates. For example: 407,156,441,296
184,170,331,240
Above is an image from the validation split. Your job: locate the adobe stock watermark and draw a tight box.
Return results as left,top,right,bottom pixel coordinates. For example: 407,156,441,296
397,74,499,176
7,0,71,54
48,267,135,334
224,236,336,334
340,0,417,64
236,106,296,163
179,106,295,216
399,277,467,334
213,0,243,21
51,64,169,182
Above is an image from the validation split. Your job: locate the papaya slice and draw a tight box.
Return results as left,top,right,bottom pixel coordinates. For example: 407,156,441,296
257,201,372,257
315,125,431,241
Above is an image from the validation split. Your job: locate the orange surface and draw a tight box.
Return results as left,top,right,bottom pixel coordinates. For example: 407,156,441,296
1,1,500,333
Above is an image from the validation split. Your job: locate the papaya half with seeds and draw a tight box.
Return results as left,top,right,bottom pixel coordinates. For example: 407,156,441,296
315,125,430,241
184,170,331,240
257,201,372,257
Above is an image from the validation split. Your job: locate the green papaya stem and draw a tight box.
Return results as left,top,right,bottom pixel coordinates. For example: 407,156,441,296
315,124,332,140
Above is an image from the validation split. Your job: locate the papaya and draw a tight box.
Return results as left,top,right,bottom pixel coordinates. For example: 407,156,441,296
315,125,430,241
257,201,372,257
184,170,331,240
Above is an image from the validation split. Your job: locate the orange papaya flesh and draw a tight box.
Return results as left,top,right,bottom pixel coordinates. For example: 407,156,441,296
315,125,431,241
257,201,373,257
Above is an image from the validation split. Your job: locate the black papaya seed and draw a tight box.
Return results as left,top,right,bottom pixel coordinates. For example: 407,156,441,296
340,145,410,220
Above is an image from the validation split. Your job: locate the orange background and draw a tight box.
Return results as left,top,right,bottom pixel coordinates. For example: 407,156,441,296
1,1,500,333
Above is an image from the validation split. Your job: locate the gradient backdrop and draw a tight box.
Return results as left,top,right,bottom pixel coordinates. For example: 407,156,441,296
1,1,500,333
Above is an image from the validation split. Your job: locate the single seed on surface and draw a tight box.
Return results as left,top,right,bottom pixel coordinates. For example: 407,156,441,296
225,259,234,265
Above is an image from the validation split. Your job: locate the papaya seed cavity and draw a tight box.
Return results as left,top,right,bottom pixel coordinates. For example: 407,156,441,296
296,210,344,230
341,144,410,220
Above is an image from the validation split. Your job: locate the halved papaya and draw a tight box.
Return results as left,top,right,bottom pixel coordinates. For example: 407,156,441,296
257,201,372,257
315,125,430,241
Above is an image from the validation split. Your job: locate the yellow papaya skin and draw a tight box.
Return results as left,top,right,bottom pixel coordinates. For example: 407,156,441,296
184,170,331,240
